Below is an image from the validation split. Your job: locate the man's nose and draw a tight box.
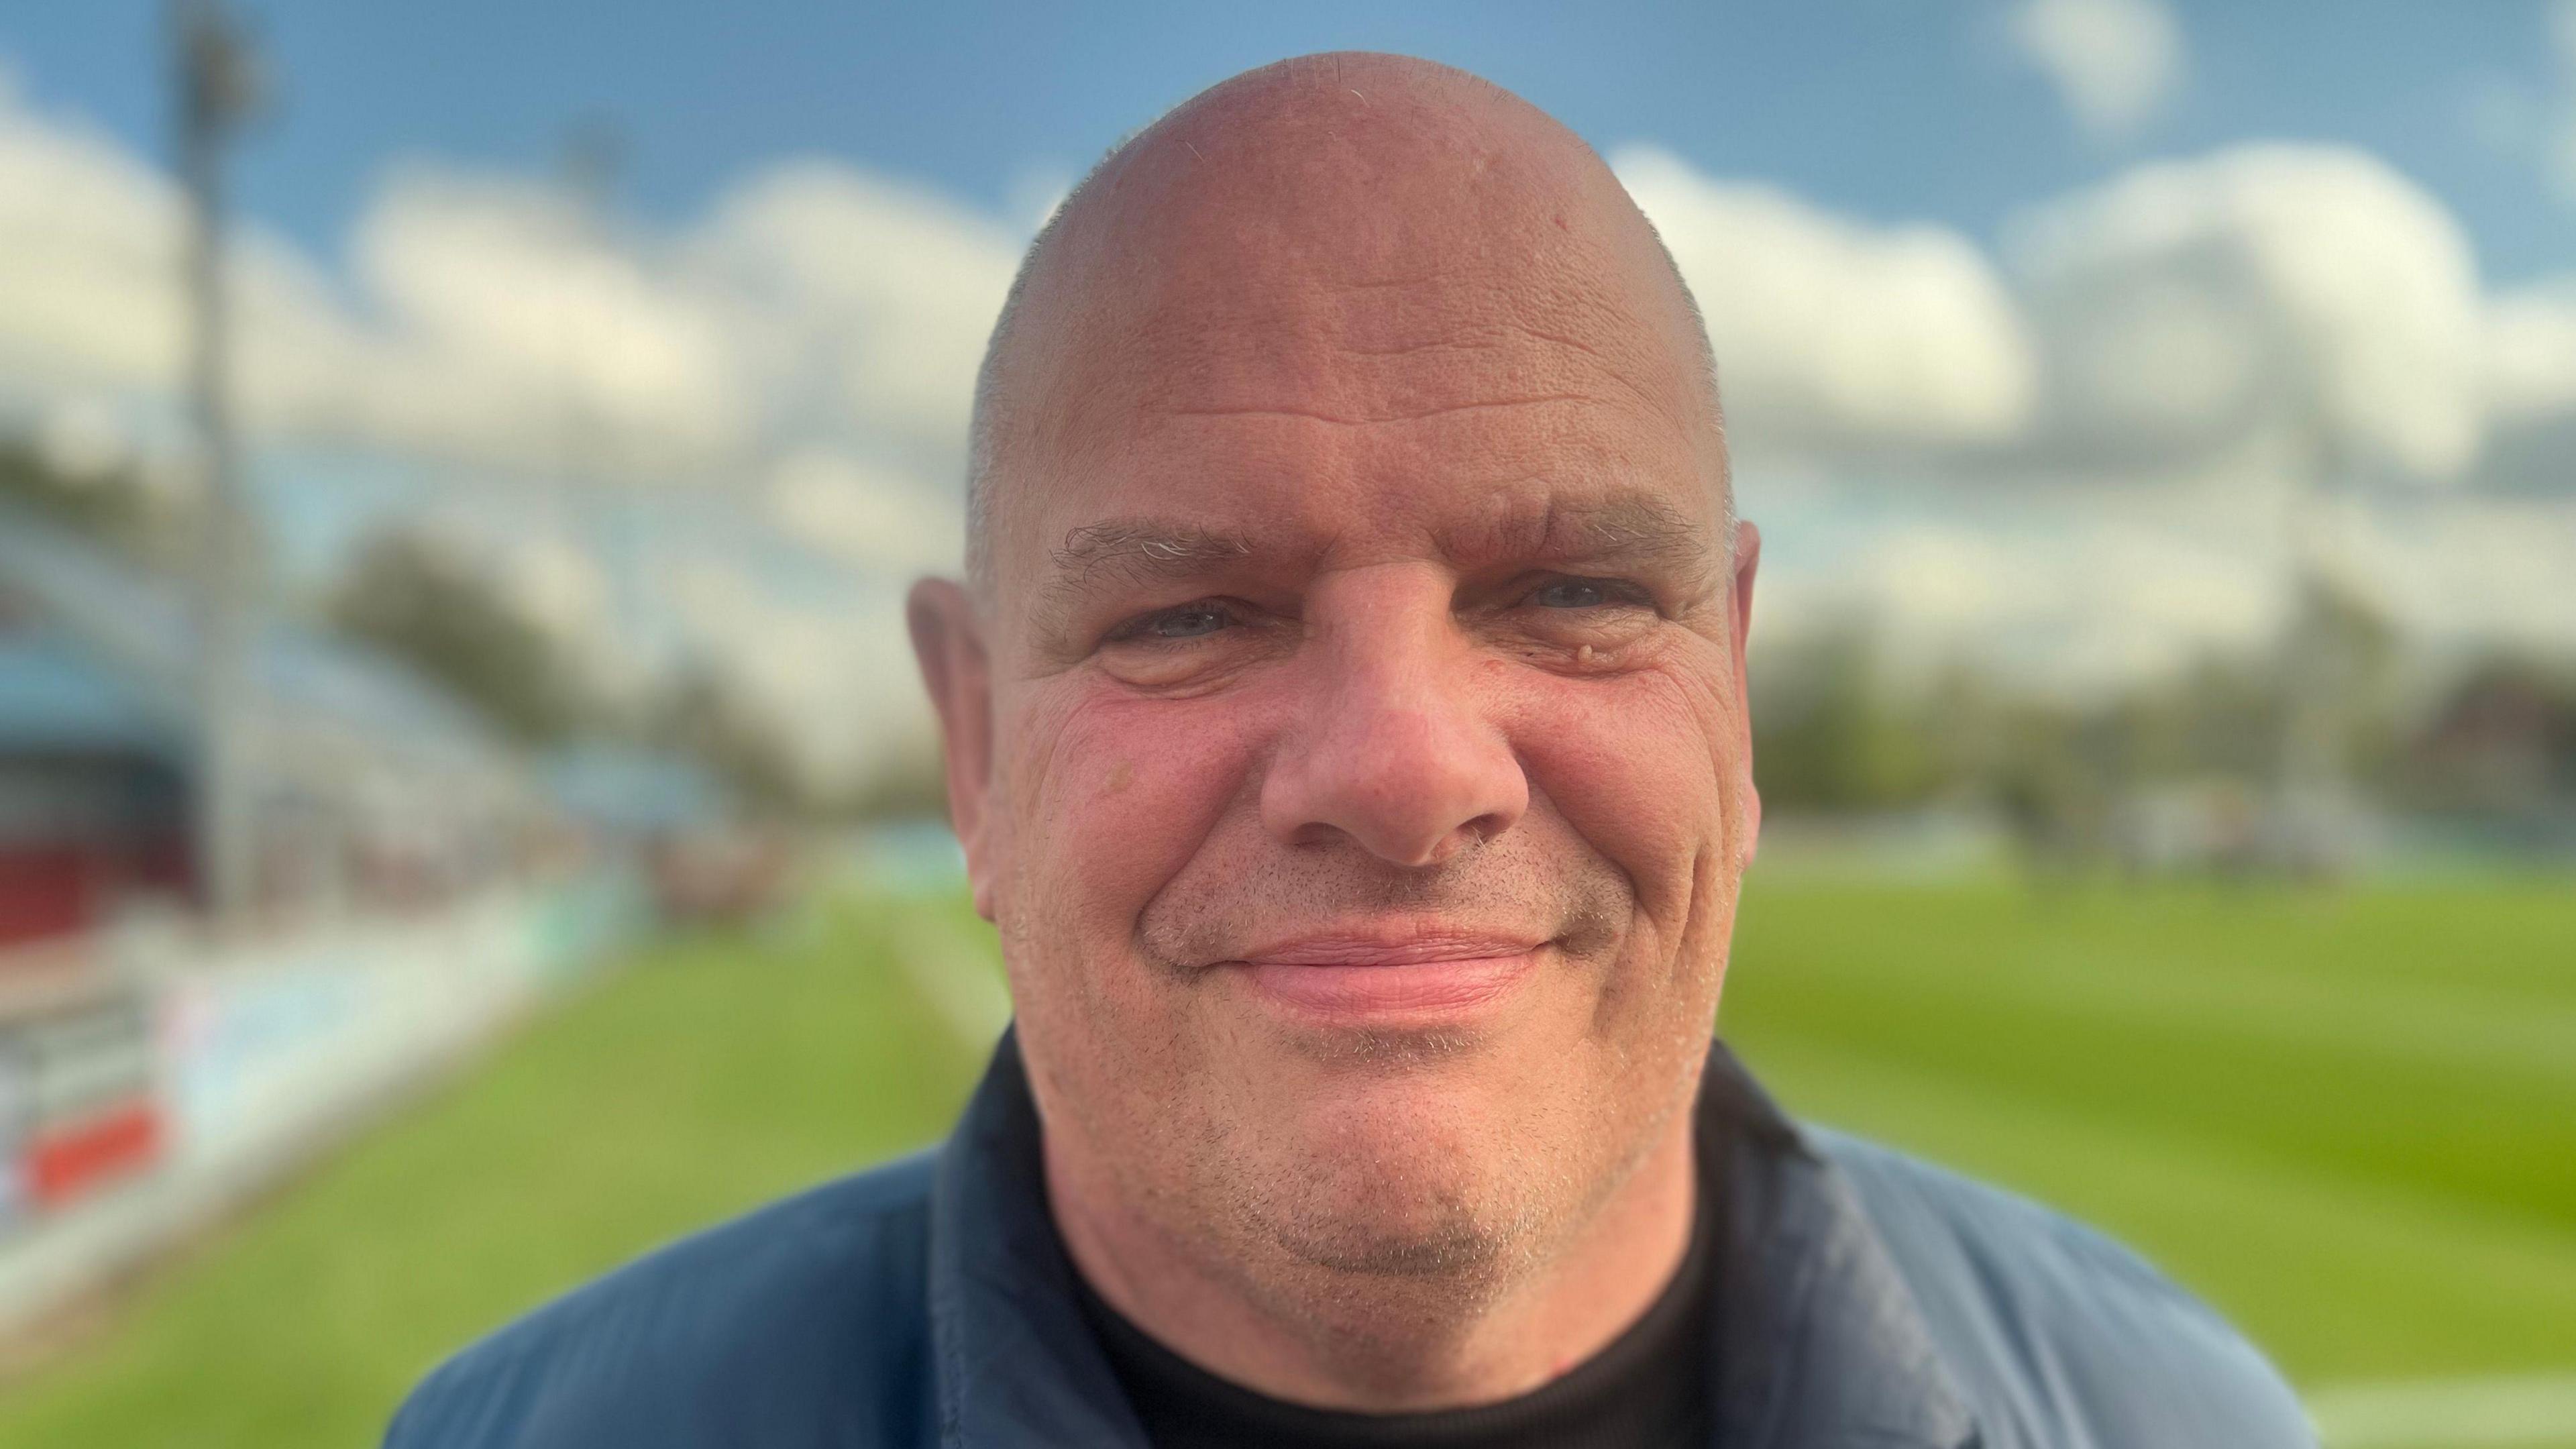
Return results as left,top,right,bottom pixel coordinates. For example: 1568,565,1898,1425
1258,572,1529,867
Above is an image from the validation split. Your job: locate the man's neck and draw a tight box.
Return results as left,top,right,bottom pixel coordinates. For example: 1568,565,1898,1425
1042,1113,1701,1412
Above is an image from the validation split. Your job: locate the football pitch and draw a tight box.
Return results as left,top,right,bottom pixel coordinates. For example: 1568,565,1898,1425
0,873,2567,1448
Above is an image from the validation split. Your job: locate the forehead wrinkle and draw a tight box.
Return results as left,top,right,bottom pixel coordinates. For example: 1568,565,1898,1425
1109,250,1693,441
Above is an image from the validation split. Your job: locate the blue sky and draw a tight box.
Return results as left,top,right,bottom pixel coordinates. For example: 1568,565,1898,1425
7,0,2571,281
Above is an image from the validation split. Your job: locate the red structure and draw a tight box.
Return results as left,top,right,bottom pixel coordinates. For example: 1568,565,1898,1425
0,630,195,949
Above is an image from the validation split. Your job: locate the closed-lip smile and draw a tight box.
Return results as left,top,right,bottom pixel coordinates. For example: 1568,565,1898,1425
1222,926,1552,1022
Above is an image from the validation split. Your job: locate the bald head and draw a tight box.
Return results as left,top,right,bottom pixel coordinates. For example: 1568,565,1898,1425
965,52,1728,594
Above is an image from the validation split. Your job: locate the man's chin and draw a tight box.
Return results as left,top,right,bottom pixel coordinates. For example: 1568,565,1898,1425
1240,1140,1526,1283
1265,1203,1510,1281
1211,1083,1544,1282
1266,1019,1491,1067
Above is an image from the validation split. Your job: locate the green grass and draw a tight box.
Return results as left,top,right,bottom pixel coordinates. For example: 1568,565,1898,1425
0,892,989,1449
1721,874,2576,1383
0,874,2569,1446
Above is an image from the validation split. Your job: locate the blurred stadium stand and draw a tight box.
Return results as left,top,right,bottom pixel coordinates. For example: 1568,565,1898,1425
0,499,539,945
0,497,667,1336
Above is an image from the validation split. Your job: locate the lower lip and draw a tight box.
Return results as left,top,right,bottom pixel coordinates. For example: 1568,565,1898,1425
1236,952,1540,1022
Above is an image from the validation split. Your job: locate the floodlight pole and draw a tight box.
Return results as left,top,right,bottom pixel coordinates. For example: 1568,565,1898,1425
175,0,263,930
555,119,651,702
2276,413,2349,875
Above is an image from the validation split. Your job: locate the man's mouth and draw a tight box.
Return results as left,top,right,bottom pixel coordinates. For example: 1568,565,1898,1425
1222,928,1551,1022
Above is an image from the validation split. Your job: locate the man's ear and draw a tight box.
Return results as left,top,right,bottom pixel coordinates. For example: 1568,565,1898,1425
908,578,1000,920
1729,521,1762,868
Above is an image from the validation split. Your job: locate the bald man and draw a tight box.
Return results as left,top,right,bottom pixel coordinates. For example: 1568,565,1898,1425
388,55,2314,1449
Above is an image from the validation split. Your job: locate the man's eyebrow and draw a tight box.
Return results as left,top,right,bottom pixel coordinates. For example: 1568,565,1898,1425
1504,494,1716,574
1034,520,1260,628
1053,520,1257,575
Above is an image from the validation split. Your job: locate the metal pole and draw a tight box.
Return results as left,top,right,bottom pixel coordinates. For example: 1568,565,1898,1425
2275,413,2349,876
556,119,649,701
174,0,263,930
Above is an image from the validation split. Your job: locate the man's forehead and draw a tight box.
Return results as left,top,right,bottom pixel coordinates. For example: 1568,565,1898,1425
1070,280,1690,450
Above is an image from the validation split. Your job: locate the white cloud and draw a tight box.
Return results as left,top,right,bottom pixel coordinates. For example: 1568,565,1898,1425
2007,144,2488,482
1752,488,2576,698
343,167,750,474
0,78,368,439
2006,0,2185,141
763,447,963,575
1763,509,2279,695
692,162,1021,458
2363,498,2576,650
2485,279,2576,423
0,86,183,392
333,157,1020,485
0,78,1021,493
1613,146,2037,457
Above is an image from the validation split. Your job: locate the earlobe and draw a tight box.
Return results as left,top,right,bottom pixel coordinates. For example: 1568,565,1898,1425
906,578,999,916
1731,520,1762,656
1731,521,1762,870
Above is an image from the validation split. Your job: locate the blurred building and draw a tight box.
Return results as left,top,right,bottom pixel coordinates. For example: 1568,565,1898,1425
541,741,789,924
2400,661,2576,856
0,502,541,952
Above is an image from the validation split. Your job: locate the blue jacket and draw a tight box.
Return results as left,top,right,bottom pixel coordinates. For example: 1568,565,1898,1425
386,1033,2316,1447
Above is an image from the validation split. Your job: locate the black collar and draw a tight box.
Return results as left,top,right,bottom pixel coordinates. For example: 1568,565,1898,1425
924,1029,1980,1449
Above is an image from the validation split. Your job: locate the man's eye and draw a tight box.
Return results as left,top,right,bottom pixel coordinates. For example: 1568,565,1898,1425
1532,578,1617,609
1124,603,1234,641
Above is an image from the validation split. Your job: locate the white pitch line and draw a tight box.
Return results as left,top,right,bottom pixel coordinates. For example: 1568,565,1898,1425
2308,1373,2576,1448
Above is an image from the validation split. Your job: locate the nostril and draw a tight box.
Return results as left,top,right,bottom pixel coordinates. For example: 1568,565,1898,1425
1258,637,1532,865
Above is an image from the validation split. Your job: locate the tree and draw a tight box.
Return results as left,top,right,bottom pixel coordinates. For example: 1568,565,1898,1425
0,437,179,566
1750,620,1945,814
330,529,592,743
645,663,811,818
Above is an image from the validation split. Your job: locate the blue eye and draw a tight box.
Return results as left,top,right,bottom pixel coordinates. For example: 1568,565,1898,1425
1532,579,1611,609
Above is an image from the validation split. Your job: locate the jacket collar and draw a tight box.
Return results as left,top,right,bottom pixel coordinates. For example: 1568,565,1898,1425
927,1028,1148,1446
928,1029,1978,1448
1697,1049,1981,1449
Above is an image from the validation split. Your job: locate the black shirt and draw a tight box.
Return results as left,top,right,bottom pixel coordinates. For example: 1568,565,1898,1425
1071,1183,1718,1449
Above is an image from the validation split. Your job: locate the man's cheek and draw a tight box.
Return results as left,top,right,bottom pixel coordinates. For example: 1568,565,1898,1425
1513,674,1721,866
1030,690,1267,936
